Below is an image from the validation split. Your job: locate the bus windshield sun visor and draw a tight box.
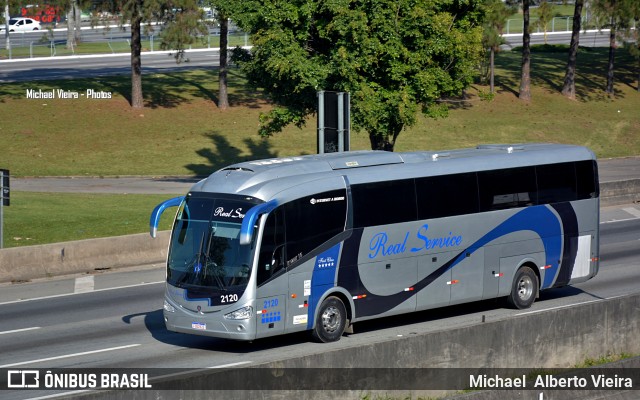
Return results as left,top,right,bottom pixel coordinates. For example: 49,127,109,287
150,196,185,238
239,199,278,245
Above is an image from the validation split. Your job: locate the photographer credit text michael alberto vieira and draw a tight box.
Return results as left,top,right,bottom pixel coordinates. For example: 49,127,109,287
470,373,633,389
26,88,112,99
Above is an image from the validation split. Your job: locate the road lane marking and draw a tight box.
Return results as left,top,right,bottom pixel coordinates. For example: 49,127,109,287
515,295,626,316
74,275,94,293
0,281,163,306
622,207,640,218
208,361,252,368
600,217,639,224
0,326,41,335
0,344,141,368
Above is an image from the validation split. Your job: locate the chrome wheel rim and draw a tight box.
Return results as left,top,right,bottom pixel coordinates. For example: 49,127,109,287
321,306,340,333
517,275,534,301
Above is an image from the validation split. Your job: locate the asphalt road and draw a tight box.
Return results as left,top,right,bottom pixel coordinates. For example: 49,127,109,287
502,29,615,49
0,49,222,83
0,204,638,400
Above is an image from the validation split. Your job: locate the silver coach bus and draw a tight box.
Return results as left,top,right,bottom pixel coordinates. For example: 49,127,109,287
150,143,599,343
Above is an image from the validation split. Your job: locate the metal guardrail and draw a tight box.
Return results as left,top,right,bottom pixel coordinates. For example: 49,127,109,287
0,29,251,59
504,16,638,35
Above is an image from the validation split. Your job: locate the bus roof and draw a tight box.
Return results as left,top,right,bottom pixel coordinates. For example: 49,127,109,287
189,143,596,203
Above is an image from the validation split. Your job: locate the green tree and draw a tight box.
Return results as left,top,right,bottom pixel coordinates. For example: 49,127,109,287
93,0,205,108
592,0,635,95
532,0,557,44
519,0,532,101
198,2,241,110
561,0,585,99
630,12,640,91
232,0,484,151
482,0,515,93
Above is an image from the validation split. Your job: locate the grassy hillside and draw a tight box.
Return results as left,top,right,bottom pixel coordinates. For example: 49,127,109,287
1,47,639,178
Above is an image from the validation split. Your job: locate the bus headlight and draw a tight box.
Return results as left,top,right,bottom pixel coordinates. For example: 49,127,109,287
224,306,253,320
164,299,176,313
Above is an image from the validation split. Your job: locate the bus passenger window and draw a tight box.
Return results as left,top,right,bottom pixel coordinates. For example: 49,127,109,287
478,167,537,211
537,162,577,204
575,160,599,200
284,189,347,266
352,180,416,227
416,173,479,219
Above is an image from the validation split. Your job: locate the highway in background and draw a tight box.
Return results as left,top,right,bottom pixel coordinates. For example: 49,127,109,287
0,204,638,400
0,49,222,83
502,29,615,49
0,29,617,83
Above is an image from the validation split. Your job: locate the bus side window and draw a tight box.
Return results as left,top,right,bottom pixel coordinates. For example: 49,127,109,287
478,167,537,211
536,162,577,204
575,160,599,200
416,173,479,219
257,208,285,287
283,189,347,267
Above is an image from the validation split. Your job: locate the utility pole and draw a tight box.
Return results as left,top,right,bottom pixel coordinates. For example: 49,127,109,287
0,169,9,249
4,0,11,59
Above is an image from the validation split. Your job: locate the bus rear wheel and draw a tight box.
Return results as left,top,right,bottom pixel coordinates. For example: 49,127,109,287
507,266,538,309
312,296,346,343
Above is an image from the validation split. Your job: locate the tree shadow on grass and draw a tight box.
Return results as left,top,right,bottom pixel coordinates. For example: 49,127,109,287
162,68,264,109
493,47,638,101
185,131,279,176
0,65,264,109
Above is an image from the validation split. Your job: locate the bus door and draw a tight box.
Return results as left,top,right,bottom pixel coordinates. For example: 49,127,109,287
254,208,287,338
286,243,341,334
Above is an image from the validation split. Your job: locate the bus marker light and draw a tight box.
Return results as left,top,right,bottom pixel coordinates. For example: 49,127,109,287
541,265,552,270
403,287,414,292
291,294,297,299
494,273,504,278
163,300,176,313
352,294,367,300
447,280,459,285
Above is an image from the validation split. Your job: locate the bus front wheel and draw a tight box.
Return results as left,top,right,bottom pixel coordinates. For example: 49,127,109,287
312,296,346,343
507,266,538,310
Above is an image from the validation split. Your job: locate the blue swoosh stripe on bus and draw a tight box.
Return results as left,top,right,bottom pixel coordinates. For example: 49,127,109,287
549,203,579,287
346,205,564,317
307,244,342,330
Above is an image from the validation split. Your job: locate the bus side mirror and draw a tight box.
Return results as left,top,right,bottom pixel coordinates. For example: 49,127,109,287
239,200,278,245
150,196,184,238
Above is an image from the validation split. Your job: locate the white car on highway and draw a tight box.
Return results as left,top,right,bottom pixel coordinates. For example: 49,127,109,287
1,17,41,33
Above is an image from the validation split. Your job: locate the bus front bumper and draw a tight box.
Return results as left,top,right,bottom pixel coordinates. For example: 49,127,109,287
163,299,257,341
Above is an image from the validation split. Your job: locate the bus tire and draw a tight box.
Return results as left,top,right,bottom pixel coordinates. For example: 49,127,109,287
507,266,537,310
312,296,346,343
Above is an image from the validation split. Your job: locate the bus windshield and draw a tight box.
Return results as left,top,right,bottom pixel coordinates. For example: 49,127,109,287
167,194,259,292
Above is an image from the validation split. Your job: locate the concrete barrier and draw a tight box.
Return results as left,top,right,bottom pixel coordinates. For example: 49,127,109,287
63,293,640,400
0,231,170,283
600,179,640,206
0,180,637,283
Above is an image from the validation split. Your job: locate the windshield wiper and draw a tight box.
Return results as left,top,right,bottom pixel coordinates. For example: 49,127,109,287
203,230,226,290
